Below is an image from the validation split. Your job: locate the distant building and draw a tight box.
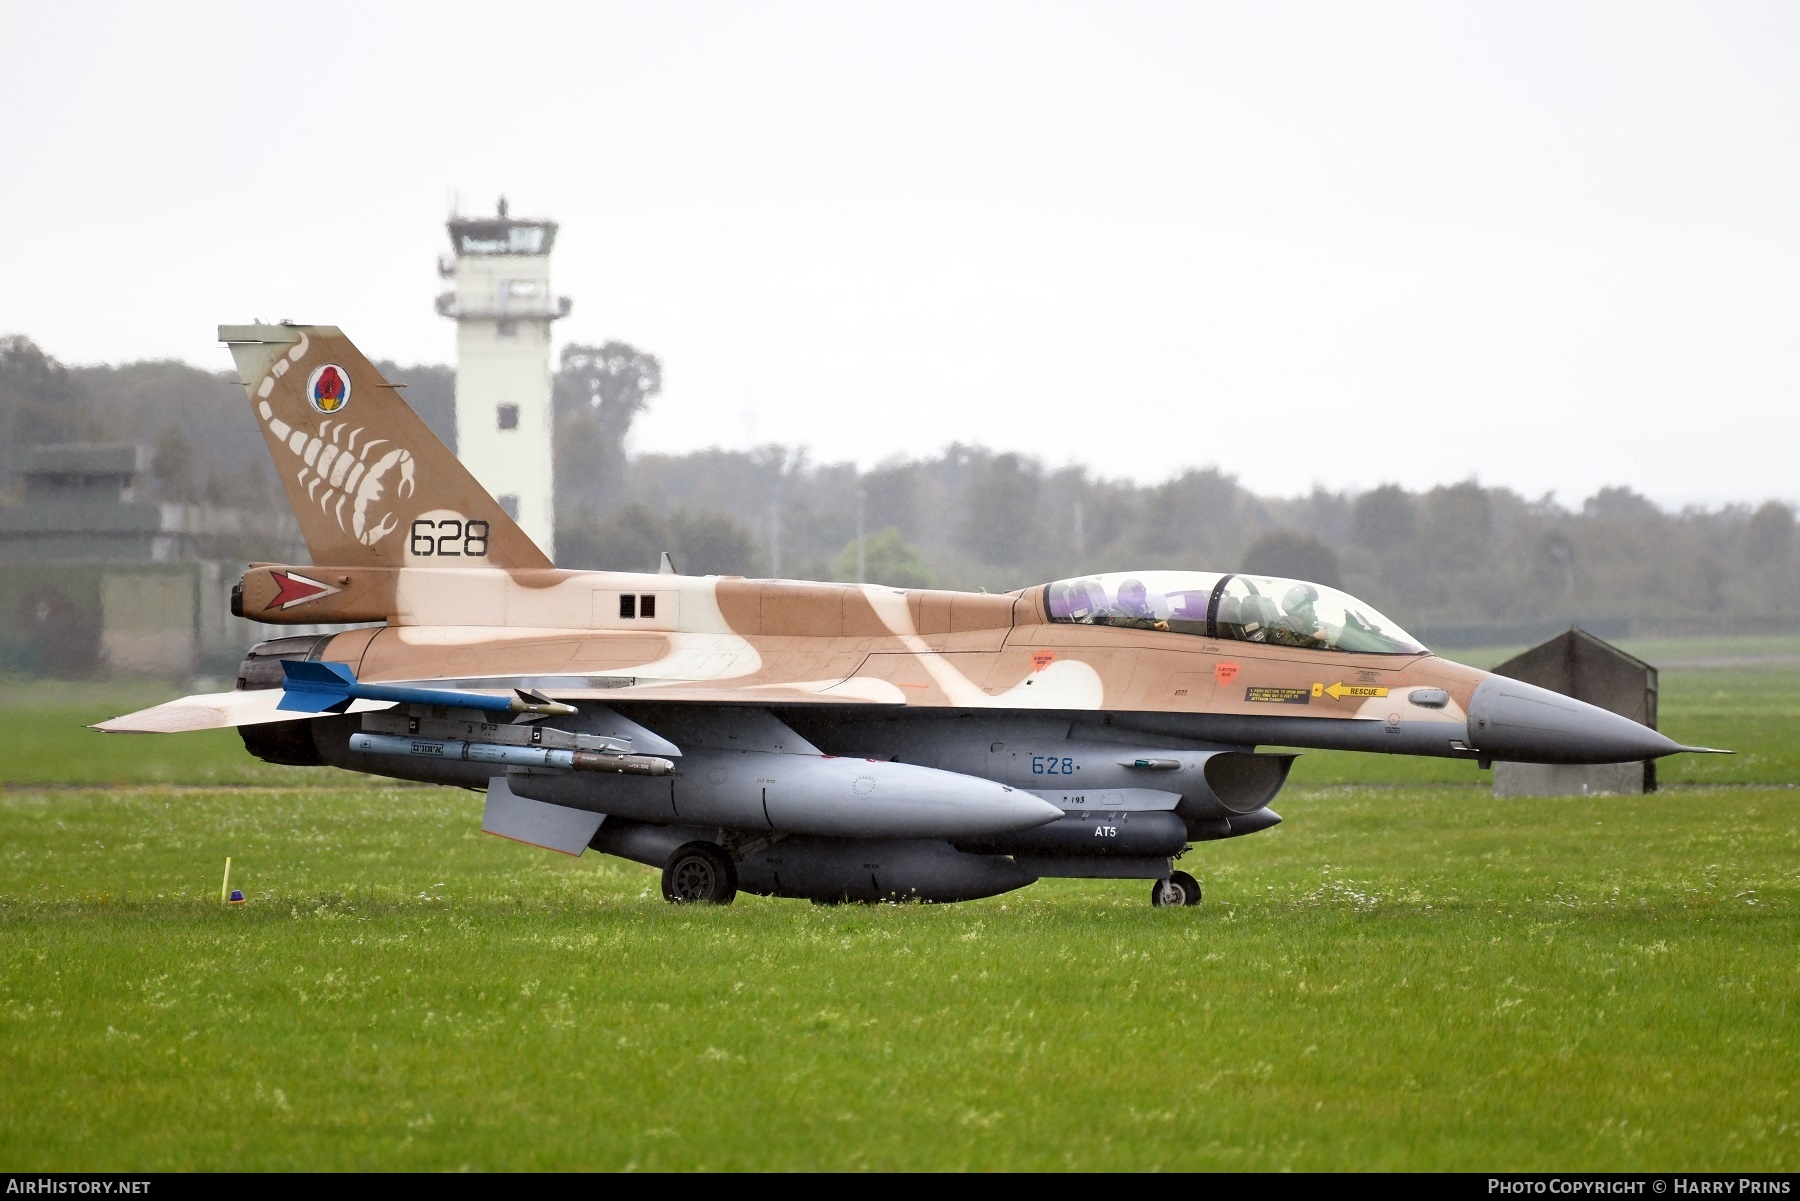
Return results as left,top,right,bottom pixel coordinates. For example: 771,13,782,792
0,443,314,677
1491,628,1659,797
0,444,184,674
0,444,161,563
436,197,571,561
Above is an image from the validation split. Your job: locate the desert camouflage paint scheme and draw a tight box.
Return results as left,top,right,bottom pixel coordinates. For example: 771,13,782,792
100,325,1712,907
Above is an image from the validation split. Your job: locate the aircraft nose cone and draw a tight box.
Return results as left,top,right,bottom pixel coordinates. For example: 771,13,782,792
1467,675,1686,765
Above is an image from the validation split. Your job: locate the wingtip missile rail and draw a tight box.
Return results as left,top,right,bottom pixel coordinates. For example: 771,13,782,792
278,660,578,718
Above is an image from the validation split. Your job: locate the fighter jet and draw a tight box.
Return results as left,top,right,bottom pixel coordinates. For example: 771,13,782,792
99,325,1720,908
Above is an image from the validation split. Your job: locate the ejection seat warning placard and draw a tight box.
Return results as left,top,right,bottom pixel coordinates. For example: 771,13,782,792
1245,686,1311,705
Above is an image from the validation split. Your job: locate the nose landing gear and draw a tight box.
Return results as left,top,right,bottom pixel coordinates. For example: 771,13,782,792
1151,870,1202,908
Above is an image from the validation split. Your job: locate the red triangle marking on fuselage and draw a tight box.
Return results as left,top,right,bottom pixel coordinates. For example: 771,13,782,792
271,571,332,608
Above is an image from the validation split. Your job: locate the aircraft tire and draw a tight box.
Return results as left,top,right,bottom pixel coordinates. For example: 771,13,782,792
661,842,738,905
1151,871,1202,908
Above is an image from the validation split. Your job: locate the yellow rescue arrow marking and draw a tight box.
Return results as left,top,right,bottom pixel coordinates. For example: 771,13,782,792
1323,681,1389,701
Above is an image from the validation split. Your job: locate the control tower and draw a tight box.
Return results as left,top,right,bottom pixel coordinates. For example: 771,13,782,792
436,198,571,560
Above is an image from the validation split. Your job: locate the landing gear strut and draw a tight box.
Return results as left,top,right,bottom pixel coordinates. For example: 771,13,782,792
1151,871,1201,908
662,841,738,904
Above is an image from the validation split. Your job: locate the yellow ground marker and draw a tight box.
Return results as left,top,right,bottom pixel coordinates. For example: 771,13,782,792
221,857,231,903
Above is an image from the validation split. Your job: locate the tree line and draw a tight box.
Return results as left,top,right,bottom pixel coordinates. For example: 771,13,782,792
3,334,1795,646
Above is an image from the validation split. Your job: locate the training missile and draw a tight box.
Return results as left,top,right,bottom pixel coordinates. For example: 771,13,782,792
279,659,576,717
349,732,674,775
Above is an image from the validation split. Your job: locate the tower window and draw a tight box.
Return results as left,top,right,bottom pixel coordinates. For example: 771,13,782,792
497,403,519,431
497,319,518,338
619,594,637,620
640,594,656,619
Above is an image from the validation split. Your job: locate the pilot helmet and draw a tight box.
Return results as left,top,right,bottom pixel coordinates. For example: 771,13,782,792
1283,582,1320,614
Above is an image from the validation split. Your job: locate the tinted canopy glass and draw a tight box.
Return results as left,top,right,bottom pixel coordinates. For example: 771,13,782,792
1044,570,1426,655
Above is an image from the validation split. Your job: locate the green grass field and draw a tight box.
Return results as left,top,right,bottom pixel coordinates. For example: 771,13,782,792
0,658,1795,1170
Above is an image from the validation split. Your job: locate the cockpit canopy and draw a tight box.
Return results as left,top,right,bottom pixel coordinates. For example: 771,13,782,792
1043,570,1426,655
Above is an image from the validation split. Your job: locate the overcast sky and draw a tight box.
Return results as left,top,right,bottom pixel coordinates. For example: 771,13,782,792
2,1,1796,509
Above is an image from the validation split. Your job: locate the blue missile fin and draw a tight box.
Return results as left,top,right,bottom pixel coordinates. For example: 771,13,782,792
277,659,358,712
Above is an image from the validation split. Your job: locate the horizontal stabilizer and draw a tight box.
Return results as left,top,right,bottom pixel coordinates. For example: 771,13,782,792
95,688,393,734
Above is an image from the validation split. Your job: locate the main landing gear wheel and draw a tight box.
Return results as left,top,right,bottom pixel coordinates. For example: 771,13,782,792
661,842,738,905
1151,871,1202,908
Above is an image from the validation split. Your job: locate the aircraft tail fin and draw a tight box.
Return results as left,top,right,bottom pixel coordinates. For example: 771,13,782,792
220,324,552,570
